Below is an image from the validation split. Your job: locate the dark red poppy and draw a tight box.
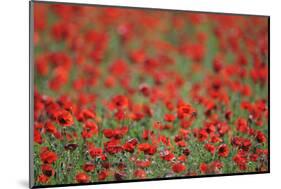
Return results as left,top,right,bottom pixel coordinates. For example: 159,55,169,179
64,143,78,151
114,171,127,181
139,83,151,97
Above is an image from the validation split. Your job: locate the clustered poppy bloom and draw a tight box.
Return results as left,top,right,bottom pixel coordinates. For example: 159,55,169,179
33,2,268,186
36,147,58,183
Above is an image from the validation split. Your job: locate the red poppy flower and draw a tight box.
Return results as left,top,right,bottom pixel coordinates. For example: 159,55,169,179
57,110,74,127
205,143,216,154
177,104,193,119
37,174,49,184
142,129,154,140
114,109,126,121
210,160,224,171
183,148,190,156
200,163,208,174
103,128,114,138
139,83,151,97
138,142,151,151
142,104,154,117
104,139,123,154
233,151,248,170
103,126,128,139
250,154,259,162
75,172,90,183
89,147,103,158
34,130,42,144
176,154,186,162
236,118,249,134
198,129,208,142
164,113,176,122
218,144,229,158
135,159,151,168
112,170,125,181
36,55,49,76
77,109,96,122
82,163,95,172
210,135,223,143
138,143,157,155
159,135,171,146
64,143,78,151
49,68,69,91
172,163,186,173
176,140,187,147
81,121,98,139
160,150,175,161
40,149,58,164
109,59,129,76
256,131,266,143
98,170,109,181
123,138,138,153
225,110,232,121
130,112,145,121
112,95,129,109
41,164,55,177
45,121,57,134
134,169,146,179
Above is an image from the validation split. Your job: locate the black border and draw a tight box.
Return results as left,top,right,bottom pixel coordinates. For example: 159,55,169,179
29,0,270,188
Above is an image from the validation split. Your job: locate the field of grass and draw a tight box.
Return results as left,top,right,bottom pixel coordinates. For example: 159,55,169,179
33,2,269,187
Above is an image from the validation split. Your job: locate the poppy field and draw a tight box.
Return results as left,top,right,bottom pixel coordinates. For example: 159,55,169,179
32,2,269,187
